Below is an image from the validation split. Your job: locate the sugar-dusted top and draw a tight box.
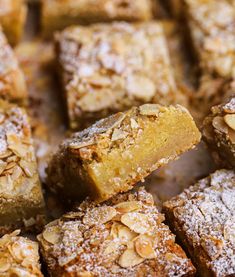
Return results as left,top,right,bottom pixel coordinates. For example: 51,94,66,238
56,22,179,116
184,0,235,77
38,188,194,276
0,100,41,198
164,169,235,275
0,230,43,276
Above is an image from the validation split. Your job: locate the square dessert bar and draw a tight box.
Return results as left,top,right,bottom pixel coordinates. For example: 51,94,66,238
38,188,195,276
0,100,45,235
0,30,27,104
163,169,235,276
0,0,27,45
47,104,201,203
183,0,235,79
55,21,186,130
41,0,155,38
0,230,43,276
203,95,235,168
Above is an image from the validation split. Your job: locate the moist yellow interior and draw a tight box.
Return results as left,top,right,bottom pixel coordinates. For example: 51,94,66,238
86,110,200,201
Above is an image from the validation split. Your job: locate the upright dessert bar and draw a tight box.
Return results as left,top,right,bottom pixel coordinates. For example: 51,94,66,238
47,104,201,202
0,100,45,235
163,169,235,276
203,95,235,168
38,188,195,276
41,0,155,38
0,0,27,45
55,22,186,129
0,230,43,276
183,0,235,79
0,30,27,104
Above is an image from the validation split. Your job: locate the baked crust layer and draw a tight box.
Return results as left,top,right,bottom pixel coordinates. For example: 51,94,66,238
38,188,195,277
55,21,186,129
47,104,201,203
163,169,235,276
0,100,45,235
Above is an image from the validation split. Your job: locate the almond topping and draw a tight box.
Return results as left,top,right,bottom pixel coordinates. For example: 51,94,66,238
83,206,117,226
115,201,142,213
139,104,160,116
118,249,144,268
134,235,156,259
0,258,10,272
111,129,128,141
121,212,152,234
42,226,61,245
212,116,228,133
224,114,235,131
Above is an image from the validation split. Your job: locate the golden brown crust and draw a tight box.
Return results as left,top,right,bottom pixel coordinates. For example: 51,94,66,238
0,0,27,45
55,21,187,129
47,104,201,203
0,30,27,104
41,0,154,38
203,93,235,168
0,100,45,235
38,188,195,277
0,230,43,276
163,169,235,276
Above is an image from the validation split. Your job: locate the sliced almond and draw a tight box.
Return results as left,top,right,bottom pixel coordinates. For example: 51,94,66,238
121,212,152,234
130,118,139,129
115,201,142,213
118,248,144,268
139,104,160,116
212,116,228,133
42,226,61,245
111,129,128,142
134,235,156,259
0,160,7,175
19,159,36,177
224,114,235,131
103,240,120,255
111,222,137,242
83,206,117,226
0,257,10,272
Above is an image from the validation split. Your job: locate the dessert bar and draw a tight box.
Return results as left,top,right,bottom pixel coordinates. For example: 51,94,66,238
47,104,201,203
55,21,185,129
41,0,154,38
203,94,235,168
163,169,235,276
0,230,43,276
183,0,235,79
38,188,195,276
0,100,45,235
0,0,27,45
0,30,27,104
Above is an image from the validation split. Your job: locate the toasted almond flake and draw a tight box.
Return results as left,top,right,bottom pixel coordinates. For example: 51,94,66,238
111,129,128,141
0,258,10,272
79,271,93,277
111,222,137,242
212,116,228,133
5,161,15,171
118,248,144,268
42,226,61,245
83,206,117,226
11,165,22,181
0,150,12,159
103,240,121,255
19,159,36,177
115,201,142,213
130,118,139,129
69,139,95,149
134,235,156,259
0,160,7,175
139,104,160,116
0,114,5,124
8,143,28,158
224,114,235,131
121,212,152,234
